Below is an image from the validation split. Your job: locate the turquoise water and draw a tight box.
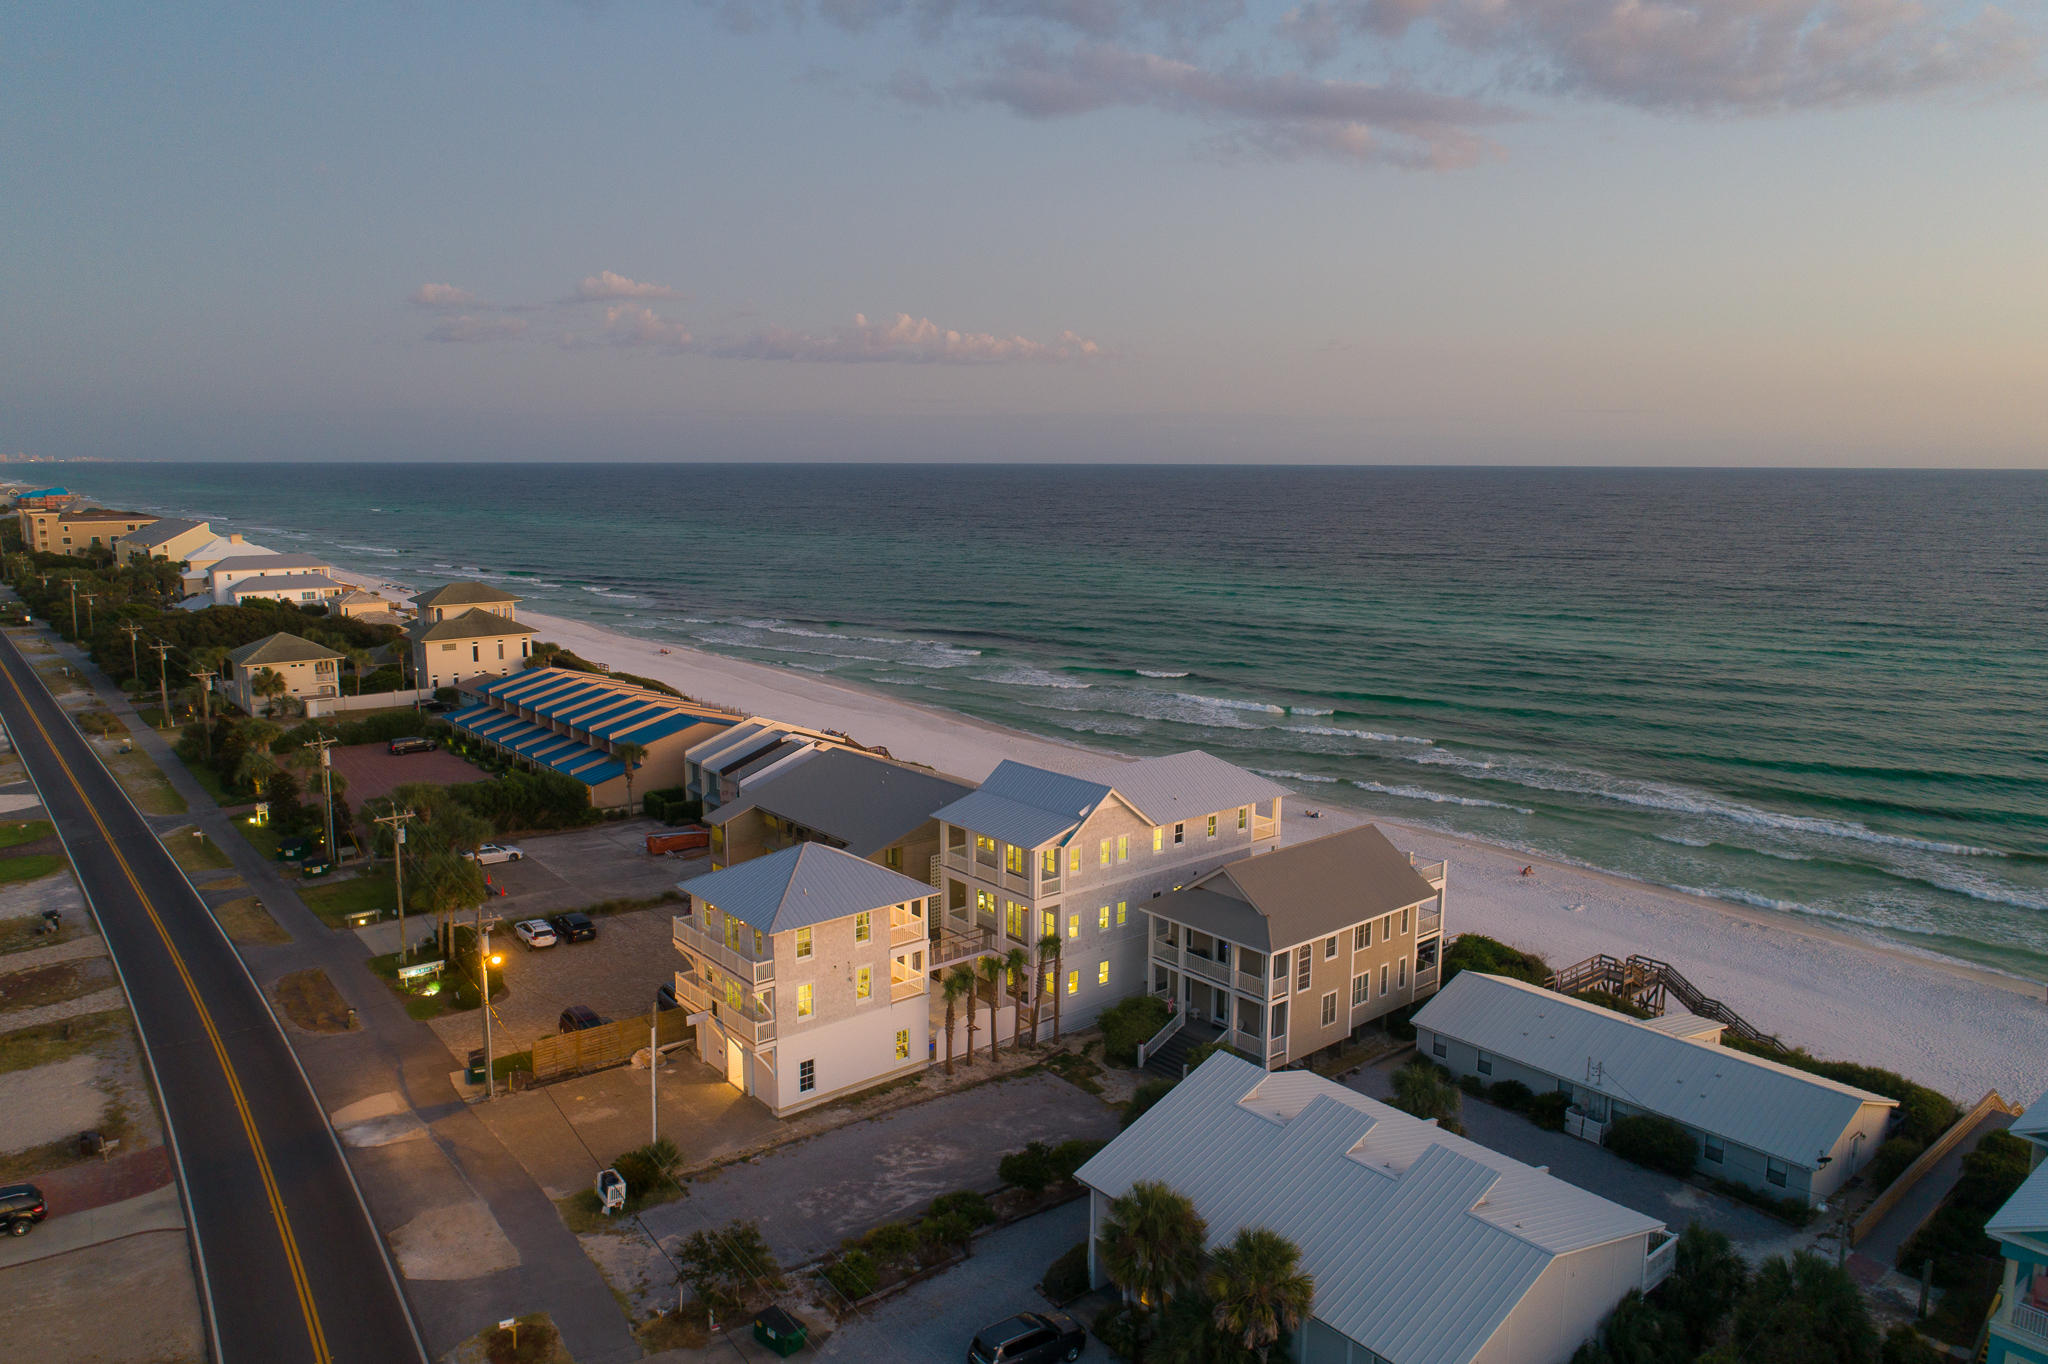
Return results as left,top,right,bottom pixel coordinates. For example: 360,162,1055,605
76,463,2048,978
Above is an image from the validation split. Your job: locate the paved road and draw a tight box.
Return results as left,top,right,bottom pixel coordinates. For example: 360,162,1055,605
0,628,427,1364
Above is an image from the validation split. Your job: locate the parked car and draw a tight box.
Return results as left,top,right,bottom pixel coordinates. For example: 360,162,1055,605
1,1183,48,1237
513,919,557,949
558,1005,607,1033
387,735,436,755
968,1313,1084,1364
548,911,596,943
464,844,525,865
421,699,455,714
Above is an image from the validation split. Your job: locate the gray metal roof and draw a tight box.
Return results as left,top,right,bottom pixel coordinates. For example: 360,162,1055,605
413,581,521,609
729,738,807,782
211,553,332,574
1077,1055,1663,1364
1413,973,1894,1169
229,573,348,595
411,607,538,642
928,787,1091,849
1150,885,1274,951
116,517,206,546
1987,1159,2048,1239
2012,1088,2048,1145
678,843,936,936
931,750,1287,849
1152,824,1438,953
228,632,344,667
698,747,973,858
1640,1013,1727,1042
1077,750,1292,825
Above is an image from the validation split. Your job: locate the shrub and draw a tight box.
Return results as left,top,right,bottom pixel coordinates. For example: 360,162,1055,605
1881,1325,1944,1364
1489,1079,1533,1111
1097,994,1172,1066
484,1315,558,1364
917,1210,980,1257
862,1221,919,1268
1442,933,1550,987
1529,1090,1571,1130
1182,1039,1253,1070
999,1141,1057,1194
1458,1074,1486,1097
612,1138,682,1197
1123,1078,1178,1130
1092,1304,1139,1360
1043,1241,1090,1305
674,1220,781,1323
819,1248,878,1301
1866,1136,1924,1190
1605,1114,1698,1178
1898,1131,2032,1286
1390,1057,1461,1127
434,686,461,704
1047,1139,1105,1186
1568,1288,1685,1364
1574,988,1655,1019
927,1190,996,1228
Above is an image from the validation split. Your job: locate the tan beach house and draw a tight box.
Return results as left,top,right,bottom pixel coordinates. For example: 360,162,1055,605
1145,824,1447,1069
225,633,344,714
18,506,157,557
407,582,537,690
928,752,1289,1033
672,843,935,1116
115,517,214,568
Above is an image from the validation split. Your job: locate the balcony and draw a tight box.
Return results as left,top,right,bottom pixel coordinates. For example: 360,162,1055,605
711,997,776,1048
672,968,710,1013
672,915,774,988
1235,969,1268,998
2007,1299,2048,1346
891,977,925,1003
1412,858,1447,886
1418,908,1443,938
934,923,996,967
890,912,927,947
1181,952,1231,987
1252,817,1277,842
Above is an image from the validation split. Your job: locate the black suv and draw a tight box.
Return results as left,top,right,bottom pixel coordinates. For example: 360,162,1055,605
968,1313,1084,1364
549,911,597,944
2,1183,48,1237
559,1005,608,1033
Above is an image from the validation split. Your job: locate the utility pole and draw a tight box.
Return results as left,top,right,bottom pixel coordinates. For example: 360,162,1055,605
374,808,416,961
477,906,498,1100
121,622,143,683
198,675,214,761
651,987,660,1144
305,736,338,862
149,642,172,731
80,592,96,635
64,577,80,637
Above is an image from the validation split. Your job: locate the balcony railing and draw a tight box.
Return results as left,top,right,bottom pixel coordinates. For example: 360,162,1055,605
1235,969,1266,997
1412,858,1447,885
891,977,925,1003
673,915,775,987
934,923,996,967
1418,908,1443,937
890,913,926,946
2010,1301,2048,1344
1181,952,1231,987
711,997,776,1048
672,969,710,1013
1252,818,1277,842
1642,1235,1678,1292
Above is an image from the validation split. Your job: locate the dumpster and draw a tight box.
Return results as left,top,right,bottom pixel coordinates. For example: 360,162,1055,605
465,1048,487,1085
277,837,312,862
751,1307,807,1358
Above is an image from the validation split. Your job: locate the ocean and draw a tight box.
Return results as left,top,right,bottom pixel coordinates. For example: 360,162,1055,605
69,463,2048,980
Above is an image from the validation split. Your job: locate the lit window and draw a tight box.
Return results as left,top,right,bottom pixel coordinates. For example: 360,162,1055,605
797,984,814,1017
1070,848,1081,873
754,929,764,957
884,847,901,869
1116,901,1127,926
1321,992,1336,1026
1116,835,1128,862
976,835,996,855
1207,814,1217,837
856,967,872,1000
976,889,995,915
1067,970,1078,995
1098,905,1111,931
1098,960,1110,986
1238,806,1248,829
1352,974,1367,1006
1042,910,1057,940
855,912,871,942
1068,914,1079,939
1006,901,1025,940
1043,849,1059,877
1099,838,1111,867
1006,844,1025,874
1152,827,1163,852
799,1059,815,1092
1042,970,1054,996
895,1029,910,1060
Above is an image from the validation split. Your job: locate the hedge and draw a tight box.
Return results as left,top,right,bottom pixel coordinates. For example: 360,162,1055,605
1605,1114,1698,1177
1097,994,1171,1067
1043,1243,1090,1305
1442,934,1551,987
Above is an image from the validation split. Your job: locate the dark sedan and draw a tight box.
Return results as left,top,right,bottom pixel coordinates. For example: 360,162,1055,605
968,1312,1084,1364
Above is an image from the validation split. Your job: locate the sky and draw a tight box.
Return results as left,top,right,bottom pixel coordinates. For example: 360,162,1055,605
3,1,2045,465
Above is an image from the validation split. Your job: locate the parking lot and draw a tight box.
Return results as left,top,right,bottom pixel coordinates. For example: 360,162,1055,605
328,740,486,804
474,819,704,917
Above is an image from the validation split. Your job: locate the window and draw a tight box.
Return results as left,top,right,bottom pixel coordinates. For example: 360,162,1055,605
1352,974,1368,1007
1362,921,1373,949
976,834,996,857
1477,1052,1493,1076
1381,914,1392,939
1153,827,1163,853
497,641,505,660
797,984,814,1017
856,967,872,1000
949,880,967,916
1005,843,1025,874
1271,1001,1287,1039
754,928,764,956
1324,935,1338,960
1380,963,1389,995
1068,914,1079,939
1401,909,1410,934
1704,1136,1724,1164
1006,901,1025,940
1099,838,1112,867
1238,806,1248,829
1173,822,1184,845
1432,1036,1447,1059
884,847,902,869
1321,992,1337,1026
1117,834,1128,862
1273,950,1288,981
976,889,995,916
1206,814,1218,837
1116,900,1127,926
1042,970,1054,996
1070,848,1081,873
1098,960,1110,986
799,1059,815,1093
1296,948,1311,992
1766,1158,1789,1188
1043,849,1059,878
1042,910,1057,940
795,927,812,959
471,645,480,662
1067,970,1079,995
1354,924,1365,952
1098,905,1111,931
1398,958,1407,988
855,911,872,942
895,1029,910,1060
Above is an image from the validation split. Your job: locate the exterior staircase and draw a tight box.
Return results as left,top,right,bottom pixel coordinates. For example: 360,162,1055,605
1144,1028,1198,1080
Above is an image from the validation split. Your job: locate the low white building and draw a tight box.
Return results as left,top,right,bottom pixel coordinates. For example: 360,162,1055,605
227,572,349,610
1412,971,1896,1206
1077,1053,1671,1364
208,553,335,605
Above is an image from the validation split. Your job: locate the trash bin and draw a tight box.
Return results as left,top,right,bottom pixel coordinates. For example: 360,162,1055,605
465,1049,487,1085
752,1307,808,1357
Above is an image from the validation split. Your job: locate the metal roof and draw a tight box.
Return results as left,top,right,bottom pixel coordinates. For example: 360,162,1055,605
227,632,343,667
932,751,1288,848
1413,973,1895,1169
116,517,207,546
1077,750,1292,825
1641,1013,1727,1042
1987,1159,2048,1240
698,747,973,858
1151,824,1438,952
2012,1089,2048,1146
228,573,348,595
678,843,936,936
412,607,538,642
1077,1055,1663,1364
413,581,521,609
211,553,332,574
445,707,624,786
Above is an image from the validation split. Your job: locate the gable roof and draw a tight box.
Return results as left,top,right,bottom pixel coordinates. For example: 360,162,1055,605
1987,1159,2048,1242
1151,824,1438,951
930,750,1288,848
116,517,207,547
678,842,936,935
54,508,155,523
703,747,974,858
1077,1055,1663,1364
413,607,538,642
2011,1088,2048,1148
229,573,347,595
1078,750,1292,825
228,633,343,667
211,553,332,575
413,581,520,610
1413,973,1895,1170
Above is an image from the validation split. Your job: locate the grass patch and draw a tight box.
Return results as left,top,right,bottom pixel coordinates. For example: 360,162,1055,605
102,747,186,815
300,874,397,928
77,708,127,737
0,916,81,955
636,1312,710,1353
213,895,289,945
472,1312,570,1364
365,935,502,1018
175,747,240,807
0,958,110,1013
34,661,83,696
133,707,171,729
236,818,283,861
557,1182,677,1235
0,1102,131,1186
273,968,355,1032
0,853,65,885
0,820,53,849
0,1009,126,1075
1041,1049,1105,1096
165,826,234,873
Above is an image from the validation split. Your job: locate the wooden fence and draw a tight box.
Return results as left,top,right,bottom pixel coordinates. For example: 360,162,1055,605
531,1009,691,1081
1849,1089,2021,1246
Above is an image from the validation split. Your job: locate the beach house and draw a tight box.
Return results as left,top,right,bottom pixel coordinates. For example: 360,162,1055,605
1077,1053,1672,1364
681,719,875,813
928,753,1288,1032
207,553,336,605
1985,1091,2048,1364
671,844,934,1116
18,506,157,557
407,581,537,690
115,517,214,568
442,667,740,810
227,573,350,610
225,633,344,714
702,745,975,879
1412,972,1896,1206
12,488,76,510
1144,824,1447,1069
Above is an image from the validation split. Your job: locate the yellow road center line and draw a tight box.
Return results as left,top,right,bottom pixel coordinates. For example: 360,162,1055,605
0,654,332,1364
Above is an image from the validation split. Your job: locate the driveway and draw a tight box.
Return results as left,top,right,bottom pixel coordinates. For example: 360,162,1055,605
1348,1057,1812,1262
641,1071,1120,1265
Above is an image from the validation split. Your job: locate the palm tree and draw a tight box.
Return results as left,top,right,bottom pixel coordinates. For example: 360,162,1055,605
948,964,980,1064
1207,1227,1314,1362
940,967,971,1076
1001,946,1030,1047
232,739,280,795
344,646,373,696
252,666,287,716
615,741,647,811
1043,931,1066,1043
1099,1181,1207,1316
1033,933,1059,1044
977,954,1007,1061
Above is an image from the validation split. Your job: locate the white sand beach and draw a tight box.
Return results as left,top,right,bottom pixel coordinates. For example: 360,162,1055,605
345,572,2048,1105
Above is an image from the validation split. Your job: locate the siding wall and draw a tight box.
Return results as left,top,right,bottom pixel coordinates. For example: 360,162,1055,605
1277,898,1429,1060
1475,1236,1654,1364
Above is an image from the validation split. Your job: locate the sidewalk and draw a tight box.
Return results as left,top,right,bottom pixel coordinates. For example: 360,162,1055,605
0,1183,184,1269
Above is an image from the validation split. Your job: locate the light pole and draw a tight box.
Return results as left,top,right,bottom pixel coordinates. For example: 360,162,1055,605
304,737,338,861
81,592,96,635
478,906,501,1099
64,577,79,636
651,987,660,1144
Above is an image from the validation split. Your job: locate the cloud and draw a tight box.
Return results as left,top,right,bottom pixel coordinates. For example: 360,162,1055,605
711,312,1103,362
956,42,1514,167
427,315,528,343
409,283,479,309
592,304,695,349
574,270,680,301
717,0,1242,42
